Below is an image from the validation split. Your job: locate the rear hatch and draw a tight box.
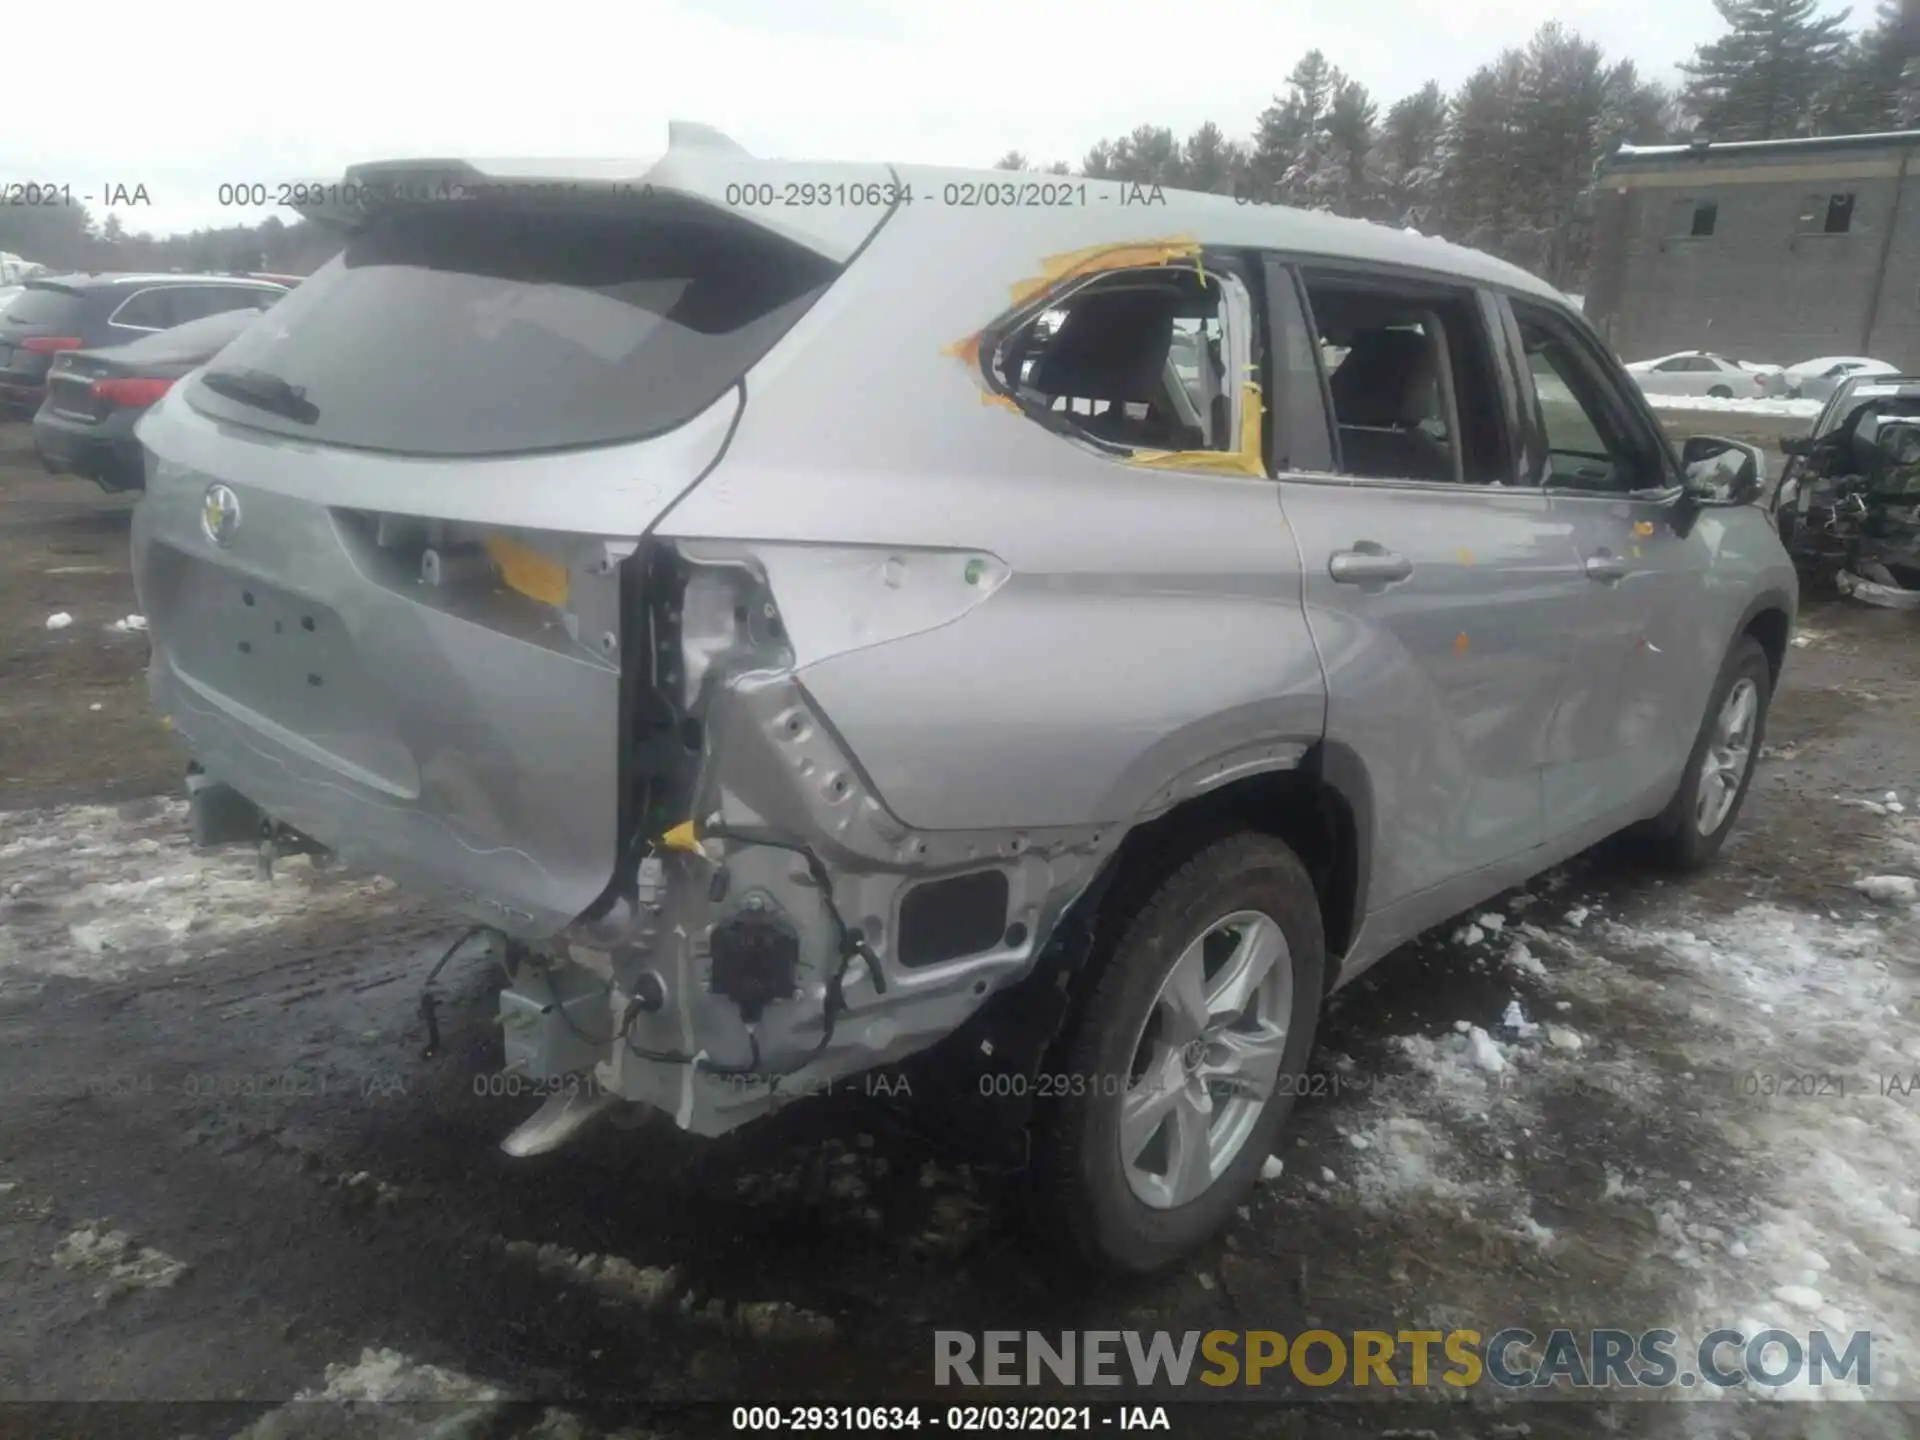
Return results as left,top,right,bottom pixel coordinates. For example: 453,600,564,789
133,137,897,935
0,280,88,385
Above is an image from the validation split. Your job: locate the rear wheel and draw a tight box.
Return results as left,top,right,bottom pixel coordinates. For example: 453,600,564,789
1708,385,1733,398
1028,832,1324,1273
1634,635,1772,870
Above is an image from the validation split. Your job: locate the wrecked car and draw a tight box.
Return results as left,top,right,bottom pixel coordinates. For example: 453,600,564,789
130,124,1798,1273
1776,371,1920,608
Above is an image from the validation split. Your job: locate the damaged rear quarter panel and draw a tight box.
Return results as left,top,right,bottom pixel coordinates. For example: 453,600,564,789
132,384,745,936
662,180,1329,838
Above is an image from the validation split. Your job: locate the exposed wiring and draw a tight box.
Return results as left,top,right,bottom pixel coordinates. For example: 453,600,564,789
417,924,489,1059
482,822,882,1087
700,825,886,994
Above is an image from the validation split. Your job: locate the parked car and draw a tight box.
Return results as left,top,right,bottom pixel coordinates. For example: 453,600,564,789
34,307,269,492
131,136,1797,1274
1733,359,1788,395
1782,355,1900,402
1774,369,1920,605
0,272,285,415
1624,351,1772,399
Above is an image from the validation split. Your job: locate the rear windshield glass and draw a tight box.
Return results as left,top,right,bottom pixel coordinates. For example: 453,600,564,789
114,308,261,364
185,198,841,456
5,285,86,328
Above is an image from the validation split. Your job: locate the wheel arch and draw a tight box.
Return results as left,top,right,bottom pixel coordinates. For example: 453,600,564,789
1736,589,1795,684
1079,742,1370,993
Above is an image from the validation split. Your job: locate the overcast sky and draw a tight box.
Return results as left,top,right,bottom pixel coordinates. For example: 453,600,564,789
3,0,1881,238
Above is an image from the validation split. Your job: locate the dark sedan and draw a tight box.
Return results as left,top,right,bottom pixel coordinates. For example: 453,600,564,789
0,272,284,414
33,308,266,492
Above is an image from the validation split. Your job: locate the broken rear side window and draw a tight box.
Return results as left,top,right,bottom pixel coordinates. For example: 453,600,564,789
185,199,841,457
1301,274,1507,486
993,267,1249,457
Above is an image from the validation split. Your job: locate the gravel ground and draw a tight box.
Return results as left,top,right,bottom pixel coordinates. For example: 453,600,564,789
1,420,1917,1440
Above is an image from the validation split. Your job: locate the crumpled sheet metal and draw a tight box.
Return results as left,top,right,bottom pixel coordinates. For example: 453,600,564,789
1837,568,1920,609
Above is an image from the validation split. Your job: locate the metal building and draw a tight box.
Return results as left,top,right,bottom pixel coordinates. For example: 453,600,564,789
1586,130,1920,368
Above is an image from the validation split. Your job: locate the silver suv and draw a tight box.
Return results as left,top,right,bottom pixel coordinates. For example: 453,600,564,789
131,127,1797,1273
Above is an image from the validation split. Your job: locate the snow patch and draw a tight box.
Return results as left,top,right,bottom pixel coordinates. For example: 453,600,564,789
52,1223,188,1299
1505,941,1549,979
44,612,72,630
1855,875,1918,904
1600,901,1920,1396
294,1347,502,1403
1641,392,1823,418
498,1236,682,1311
0,802,399,986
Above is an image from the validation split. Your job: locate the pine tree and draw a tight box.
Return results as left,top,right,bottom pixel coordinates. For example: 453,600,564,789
1379,82,1448,227
1813,0,1917,133
1598,62,1682,152
1682,0,1851,140
1182,121,1248,195
1512,23,1611,286
993,151,1032,171
1121,124,1187,185
1253,50,1341,193
1443,48,1529,257
1323,81,1380,217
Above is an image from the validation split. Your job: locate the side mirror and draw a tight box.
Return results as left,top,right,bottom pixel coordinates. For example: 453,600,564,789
1778,434,1815,457
1681,435,1766,506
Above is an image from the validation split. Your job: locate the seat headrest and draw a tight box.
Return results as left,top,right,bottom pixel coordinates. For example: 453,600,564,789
1329,327,1437,428
1030,289,1176,404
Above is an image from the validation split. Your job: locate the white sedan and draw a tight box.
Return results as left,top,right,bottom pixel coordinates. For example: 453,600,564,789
1782,356,1901,402
1625,351,1773,399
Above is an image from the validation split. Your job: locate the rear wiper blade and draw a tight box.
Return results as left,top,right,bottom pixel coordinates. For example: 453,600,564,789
200,366,319,425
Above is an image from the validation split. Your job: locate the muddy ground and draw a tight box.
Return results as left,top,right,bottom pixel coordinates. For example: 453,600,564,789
1,417,1918,1440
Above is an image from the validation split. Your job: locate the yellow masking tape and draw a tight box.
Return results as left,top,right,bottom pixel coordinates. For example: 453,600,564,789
1127,381,1268,478
484,534,570,608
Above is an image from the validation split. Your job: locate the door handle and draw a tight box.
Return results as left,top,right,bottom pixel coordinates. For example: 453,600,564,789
1584,552,1628,582
1329,547,1413,585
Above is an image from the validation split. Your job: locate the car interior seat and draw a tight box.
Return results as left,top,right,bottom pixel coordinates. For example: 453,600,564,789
1028,288,1203,451
1327,326,1454,483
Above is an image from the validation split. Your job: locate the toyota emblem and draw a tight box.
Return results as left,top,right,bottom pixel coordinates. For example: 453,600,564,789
201,483,241,547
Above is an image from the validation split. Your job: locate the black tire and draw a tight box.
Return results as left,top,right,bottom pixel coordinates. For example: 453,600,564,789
1028,832,1324,1274
1633,635,1772,871
1708,385,1733,398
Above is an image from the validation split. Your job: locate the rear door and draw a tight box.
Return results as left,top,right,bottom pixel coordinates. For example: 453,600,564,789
1264,260,1589,922
1500,293,1707,833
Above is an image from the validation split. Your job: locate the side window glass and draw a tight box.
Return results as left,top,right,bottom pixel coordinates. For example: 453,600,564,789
204,287,271,317
1301,273,1509,485
1512,301,1663,494
992,263,1257,463
1653,356,1690,372
167,288,221,325
111,289,179,330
